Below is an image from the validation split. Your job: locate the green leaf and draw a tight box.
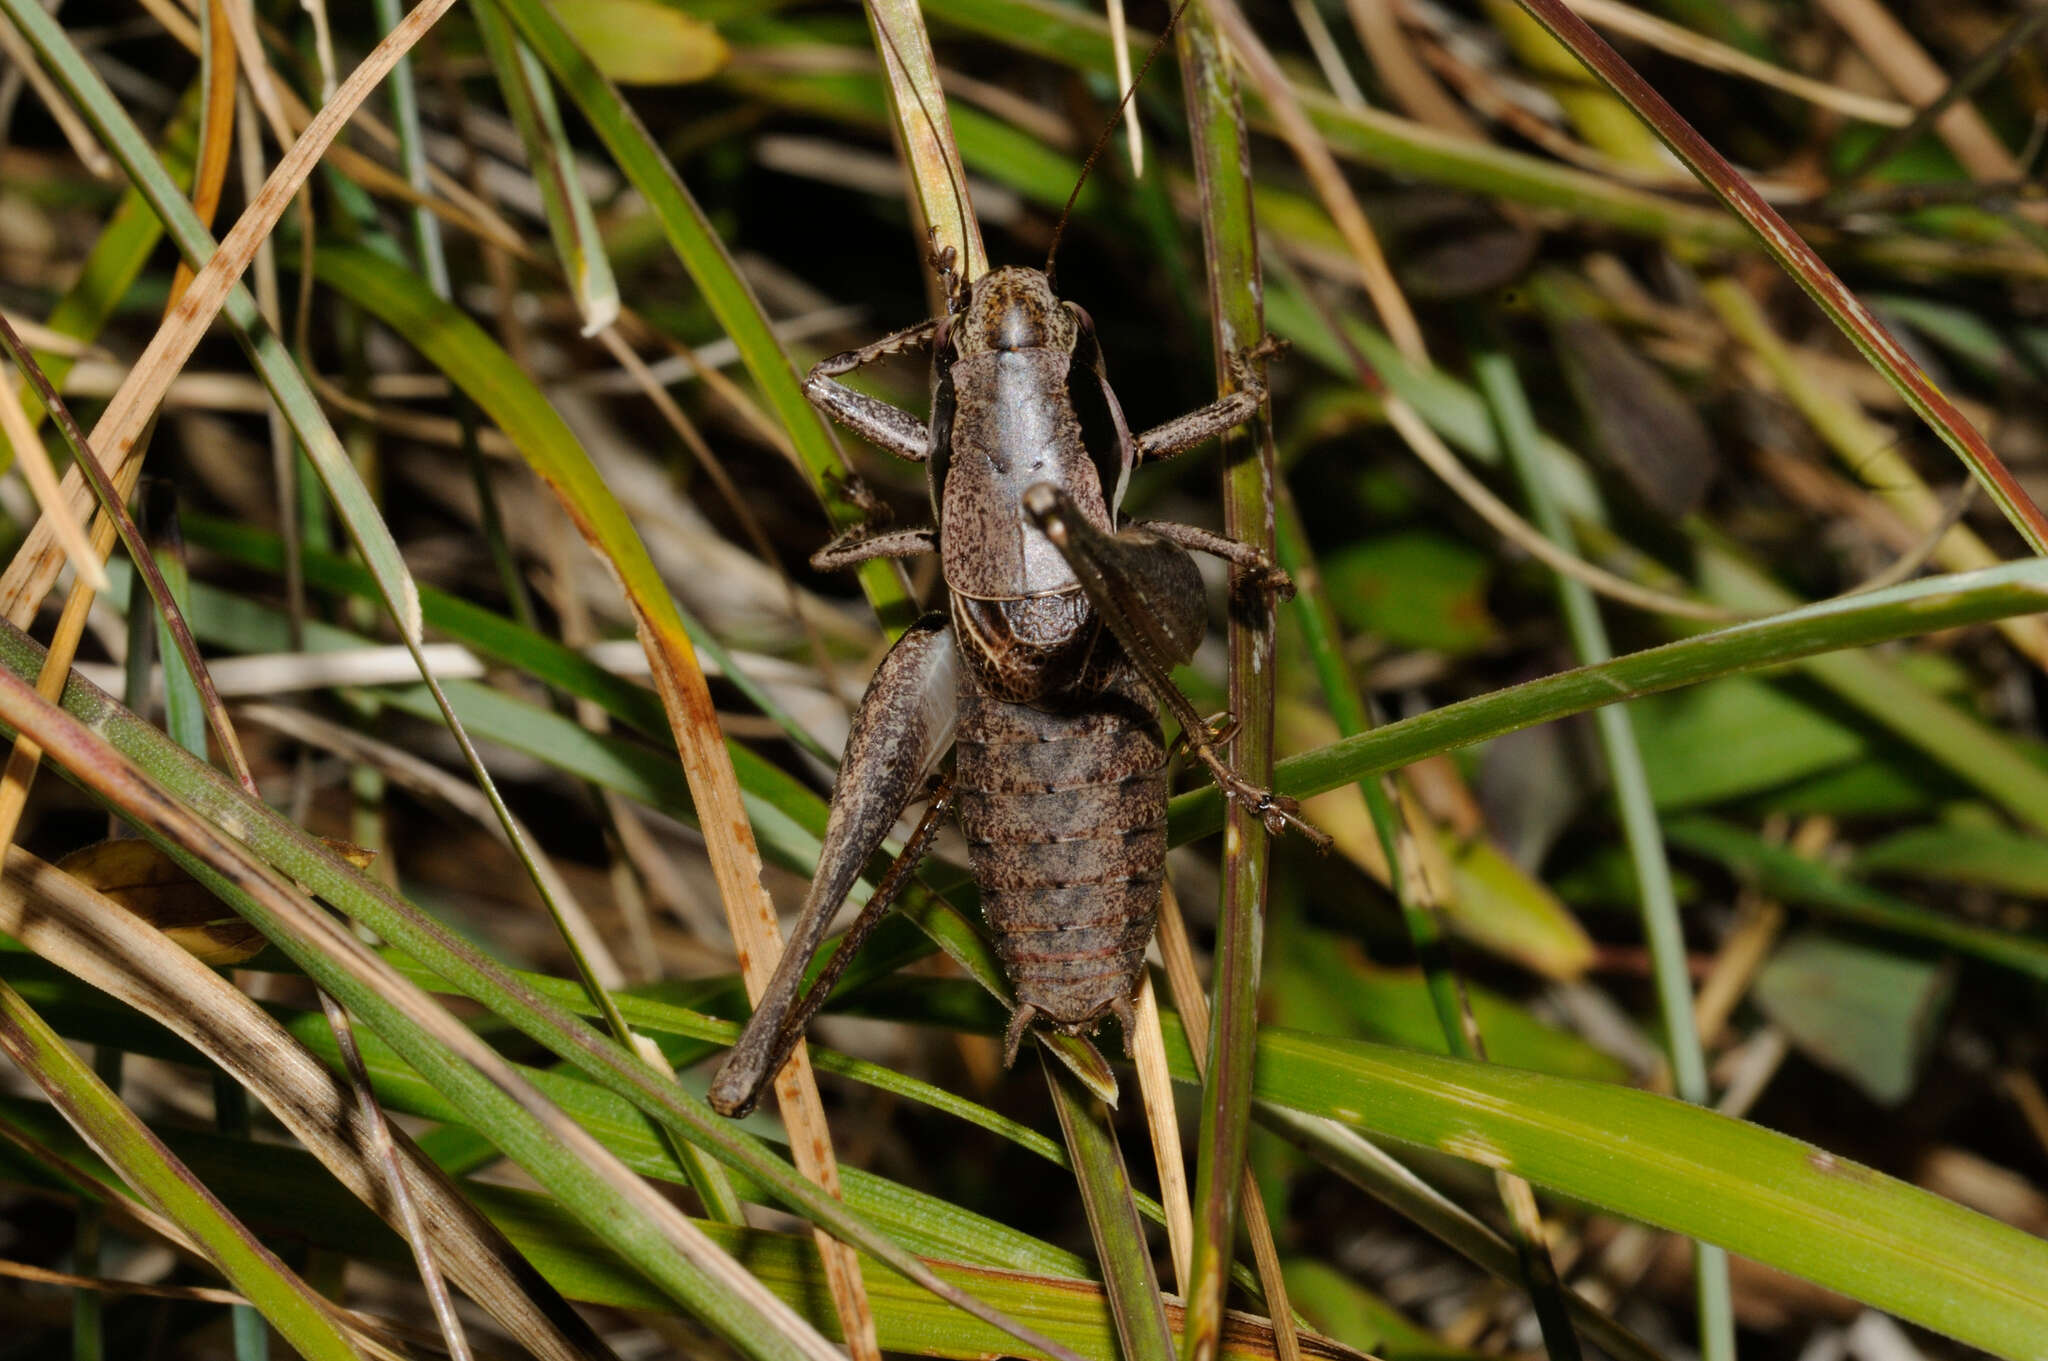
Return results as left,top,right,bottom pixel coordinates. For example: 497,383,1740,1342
1274,931,1626,1083
1172,561,2048,843
556,0,728,85
1856,817,2048,898
1160,1015,2048,1359
1631,677,1866,810
1752,934,1953,1105
1321,532,1496,654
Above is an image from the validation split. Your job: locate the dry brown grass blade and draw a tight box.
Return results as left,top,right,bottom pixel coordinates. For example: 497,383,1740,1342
1561,0,1912,126
1812,0,2026,184
0,0,241,856
633,605,883,1361
0,0,461,624
0,360,105,595
1131,973,1194,1291
1344,0,1481,137
0,9,114,176
0,844,620,1361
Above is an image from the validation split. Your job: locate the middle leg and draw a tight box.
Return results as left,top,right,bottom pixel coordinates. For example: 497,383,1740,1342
1021,484,1326,844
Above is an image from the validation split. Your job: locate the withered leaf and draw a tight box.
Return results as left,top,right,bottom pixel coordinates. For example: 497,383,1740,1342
59,836,376,966
1550,314,1718,519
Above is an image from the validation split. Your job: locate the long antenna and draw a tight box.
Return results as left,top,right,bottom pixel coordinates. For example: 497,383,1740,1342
1044,0,1196,284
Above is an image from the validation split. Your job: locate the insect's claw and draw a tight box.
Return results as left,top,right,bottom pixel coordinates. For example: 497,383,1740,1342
1237,560,1296,604
1254,791,1332,849
1248,333,1290,363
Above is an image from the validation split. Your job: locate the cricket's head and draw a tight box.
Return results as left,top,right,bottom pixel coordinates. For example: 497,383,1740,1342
952,266,1077,356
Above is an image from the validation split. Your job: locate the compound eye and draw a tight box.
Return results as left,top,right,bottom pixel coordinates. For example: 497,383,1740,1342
1066,302,1096,337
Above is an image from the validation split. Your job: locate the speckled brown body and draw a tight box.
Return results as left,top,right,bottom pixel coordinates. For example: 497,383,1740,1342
955,654,1167,1044
933,269,1202,1057
709,263,1291,1116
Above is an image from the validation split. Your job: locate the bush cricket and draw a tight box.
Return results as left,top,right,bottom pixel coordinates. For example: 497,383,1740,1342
708,8,1320,1120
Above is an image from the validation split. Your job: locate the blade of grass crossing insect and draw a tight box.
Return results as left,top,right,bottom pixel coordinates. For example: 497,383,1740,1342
491,0,919,636
311,242,877,1355
0,979,363,1360
1174,10,1287,1360
0,665,852,1361
1507,0,2048,553
1168,560,2048,842
0,618,1086,1361
1469,325,1731,1361
1043,1052,1177,1361
367,0,742,1233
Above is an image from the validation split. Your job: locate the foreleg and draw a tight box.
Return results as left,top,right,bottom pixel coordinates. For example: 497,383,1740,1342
1131,336,1286,464
709,613,960,1117
802,320,940,464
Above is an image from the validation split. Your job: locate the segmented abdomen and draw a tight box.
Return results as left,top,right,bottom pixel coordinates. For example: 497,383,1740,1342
954,662,1165,1032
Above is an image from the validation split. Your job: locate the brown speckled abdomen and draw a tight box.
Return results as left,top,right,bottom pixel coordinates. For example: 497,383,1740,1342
955,661,1165,1043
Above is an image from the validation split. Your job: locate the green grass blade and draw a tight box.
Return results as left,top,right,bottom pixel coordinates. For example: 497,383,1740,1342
1159,1015,2048,1360
1170,561,2048,841
492,0,918,634
1044,1054,1176,1361
1471,325,1731,1361
472,2,619,334
1173,10,1289,1358
1666,816,2048,977
1691,539,2048,832
0,980,362,1360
